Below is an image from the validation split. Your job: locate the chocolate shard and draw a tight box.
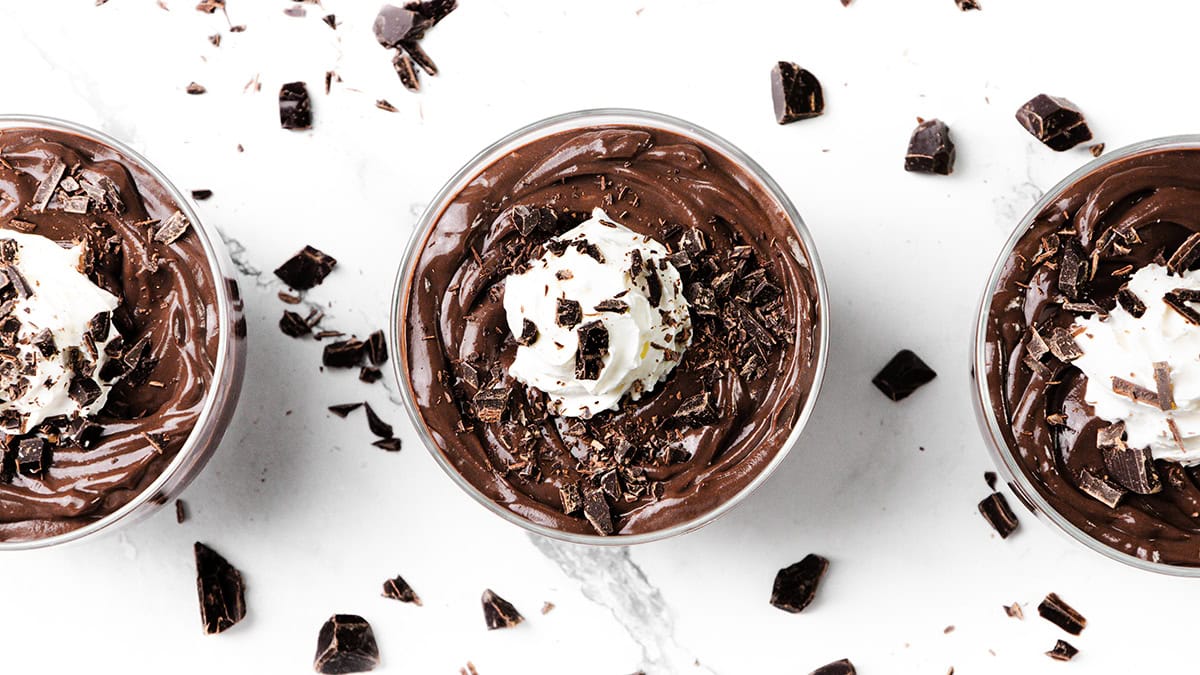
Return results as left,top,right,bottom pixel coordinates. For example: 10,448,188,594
401,39,438,76
68,376,102,407
771,61,824,124
1096,421,1126,449
363,403,394,439
279,81,313,131
807,659,856,675
32,328,57,358
559,480,583,514
1111,376,1160,407
1016,94,1093,151
313,614,380,674
1165,289,1200,325
374,4,430,47
194,542,247,635
575,320,609,381
191,189,213,201
904,119,956,175
176,499,187,524
372,438,402,452
1026,326,1050,360
392,53,420,91
1101,442,1161,495
359,367,383,384
872,349,937,401
153,211,191,244
381,575,422,605
1038,593,1087,636
1046,639,1079,662
481,589,524,630
555,298,582,328
323,13,337,28
473,387,509,424
1077,468,1125,508
15,437,48,476
1004,603,1024,619
505,205,558,236
275,245,337,289
406,0,457,24
329,402,363,417
323,340,366,369
984,471,998,490
582,484,614,535
1058,239,1087,300
516,318,538,346
365,330,388,366
1168,233,1200,274
595,298,629,313
955,0,981,9
674,392,716,427
1153,361,1175,410
770,554,829,613
31,158,66,212
1117,285,1147,317
280,310,311,337
1046,327,1083,362
978,492,1019,538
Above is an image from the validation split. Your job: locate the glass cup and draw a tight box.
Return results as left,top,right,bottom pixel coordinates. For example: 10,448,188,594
390,108,829,544
0,115,247,551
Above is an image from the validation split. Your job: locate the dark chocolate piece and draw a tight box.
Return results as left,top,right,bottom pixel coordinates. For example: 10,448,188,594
323,14,337,28
555,298,582,328
1077,469,1125,508
381,575,421,605
15,437,48,476
372,438,403,452
373,5,429,48
194,542,246,635
279,81,313,131
329,402,363,417
582,484,614,535
978,492,1019,538
33,328,57,357
872,349,937,401
283,5,305,17
1004,603,1024,619
186,82,207,95
313,614,380,674
30,158,65,212
1101,442,1161,495
1117,285,1146,317
575,320,609,381
191,189,213,200
807,660,856,675
506,205,558,236
1168,233,1200,274
280,310,311,337
1016,94,1092,151
1046,640,1078,662
359,367,383,384
1153,361,1175,410
363,403,393,438
275,245,337,289
366,330,388,366
1165,288,1200,325
771,62,824,124
68,376,102,407
674,392,715,426
1089,143,1105,157
904,119,955,175
770,554,829,613
323,340,366,369
516,318,538,346
1110,376,1160,407
473,387,510,424
1046,327,1083,362
954,0,981,9
1037,593,1087,635
559,480,583,514
176,499,187,524
481,589,524,630
984,471,998,490
393,53,420,91
1058,239,1087,300
406,0,457,24
595,298,629,313
375,99,399,113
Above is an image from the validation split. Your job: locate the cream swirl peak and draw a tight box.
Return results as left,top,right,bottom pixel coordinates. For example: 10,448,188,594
503,208,692,418
0,230,121,432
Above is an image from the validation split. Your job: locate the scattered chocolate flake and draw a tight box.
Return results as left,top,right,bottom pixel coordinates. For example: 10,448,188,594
595,298,629,313
194,542,246,635
644,268,663,307
313,614,380,674
15,437,48,476
365,330,388,366
1164,288,1200,324
1038,593,1087,635
375,99,399,113
323,340,366,368
807,660,856,675
208,33,221,46
771,61,824,124
1117,285,1146,317
153,210,191,244
516,318,538,346
674,392,715,427
1077,469,1125,508
186,82,207,95
176,499,187,524
195,0,223,12
770,554,829,613
381,575,421,605
582,484,614,534
1016,94,1093,151
363,403,394,438
473,387,510,424
955,0,981,9
541,601,555,615
1046,327,1083,362
323,14,337,28
191,189,213,200
1090,143,1105,157
329,402,363,418
372,437,403,452
1004,603,1024,620
279,82,313,131
505,205,558,236
32,329,56,358
978,492,1019,538
1153,361,1176,410
30,158,65,212
280,310,311,337
872,349,937,401
275,245,337,289
984,471,998,490
1168,233,1200,274
1101,439,1161,495
1046,640,1079,662
575,320,609,380
559,480,583,514
60,195,89,214
1058,239,1087,299
1110,376,1160,407
359,367,383,384
230,25,246,32
904,119,955,175
481,589,524,630
1062,301,1104,315
393,53,420,91
278,291,302,304
555,298,582,328
1096,420,1126,448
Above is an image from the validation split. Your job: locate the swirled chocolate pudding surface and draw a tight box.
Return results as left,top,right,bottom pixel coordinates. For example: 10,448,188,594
985,147,1200,565
403,125,821,536
0,128,218,541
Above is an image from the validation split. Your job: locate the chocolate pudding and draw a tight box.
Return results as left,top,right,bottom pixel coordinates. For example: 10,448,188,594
0,127,221,542
983,144,1200,566
401,121,823,537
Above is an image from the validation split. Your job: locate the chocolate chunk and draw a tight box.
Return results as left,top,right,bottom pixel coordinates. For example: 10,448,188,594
582,484,614,534
275,245,337,289
1046,327,1083,362
365,330,388,366
559,480,583,514
323,340,366,368
1038,593,1087,635
68,376,102,407
175,499,187,524
30,158,65,213
674,392,716,426
770,554,829,613
374,4,429,47
575,320,609,381
323,13,337,28
1026,326,1050,360
152,210,191,244
280,310,311,337
32,329,56,357
516,318,538,346
1101,442,1161,495
194,542,246,635
771,62,824,124
1096,421,1126,448
191,189,213,201
506,205,558,236
904,119,956,175
60,195,89,214
359,367,383,384
1110,376,1160,407
381,575,421,605
978,492,1019,538
313,614,380,674
363,403,393,438
599,469,622,500
1168,233,1200,274
279,81,313,130
1046,639,1078,662
473,387,509,424
644,268,663,307
401,40,438,76
984,471,998,490
872,349,937,401
679,228,708,257
955,0,981,9
594,298,629,313
481,589,524,630
15,437,47,475
406,0,457,24
1090,142,1105,157
555,298,582,328
372,437,402,452
329,402,363,417
393,53,420,91
1153,361,1175,410
1016,94,1093,151
1117,285,1146,317
1077,469,1125,508
1164,288,1200,325
686,283,717,317
1057,239,1087,300
186,82,207,95
807,660,855,675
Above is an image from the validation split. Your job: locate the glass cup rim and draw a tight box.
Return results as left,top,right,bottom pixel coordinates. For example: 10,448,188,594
0,114,239,551
389,107,830,545
973,134,1200,576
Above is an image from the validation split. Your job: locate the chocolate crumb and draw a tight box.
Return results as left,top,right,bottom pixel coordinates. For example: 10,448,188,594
481,589,524,630
807,660,856,675
978,492,1019,538
1089,143,1105,157
382,575,421,605
904,119,955,175
771,62,824,124
313,614,380,674
1038,593,1087,635
279,81,313,131
175,499,187,524
186,82,207,95
363,403,394,438
770,554,829,614
275,245,337,289
329,402,363,418
955,0,981,9
872,349,937,401
375,99,399,113
1046,639,1079,662
541,601,555,615
194,542,246,635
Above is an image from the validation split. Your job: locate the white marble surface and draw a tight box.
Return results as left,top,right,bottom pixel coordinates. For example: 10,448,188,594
1,1,1198,673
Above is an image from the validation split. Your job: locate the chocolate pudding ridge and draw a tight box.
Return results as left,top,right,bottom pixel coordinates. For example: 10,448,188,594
0,118,238,545
980,137,1200,569
397,111,826,540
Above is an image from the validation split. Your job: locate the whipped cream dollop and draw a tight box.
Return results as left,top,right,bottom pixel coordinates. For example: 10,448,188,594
1073,263,1200,464
0,231,122,432
503,208,692,418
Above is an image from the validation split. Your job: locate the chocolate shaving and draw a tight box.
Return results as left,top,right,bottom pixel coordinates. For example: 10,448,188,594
1077,469,1125,508
381,575,421,605
313,615,380,675
1046,640,1079,662
393,53,420,91
60,195,89,214
1057,239,1087,300
372,437,402,451
1164,288,1200,324
275,245,337,290
1117,285,1146,317
1153,361,1175,410
771,61,824,124
363,403,393,438
555,298,582,328
575,320,608,380
559,480,583,514
175,499,187,524
1004,603,1024,619
644,268,663,307
582,484,614,534
770,554,829,613
481,589,524,630
872,349,937,401
1037,593,1087,635
30,159,65,212
978,492,1019,538
194,542,246,635
278,81,313,131
151,210,191,244
328,402,362,417
1111,376,1160,407
1168,233,1200,274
